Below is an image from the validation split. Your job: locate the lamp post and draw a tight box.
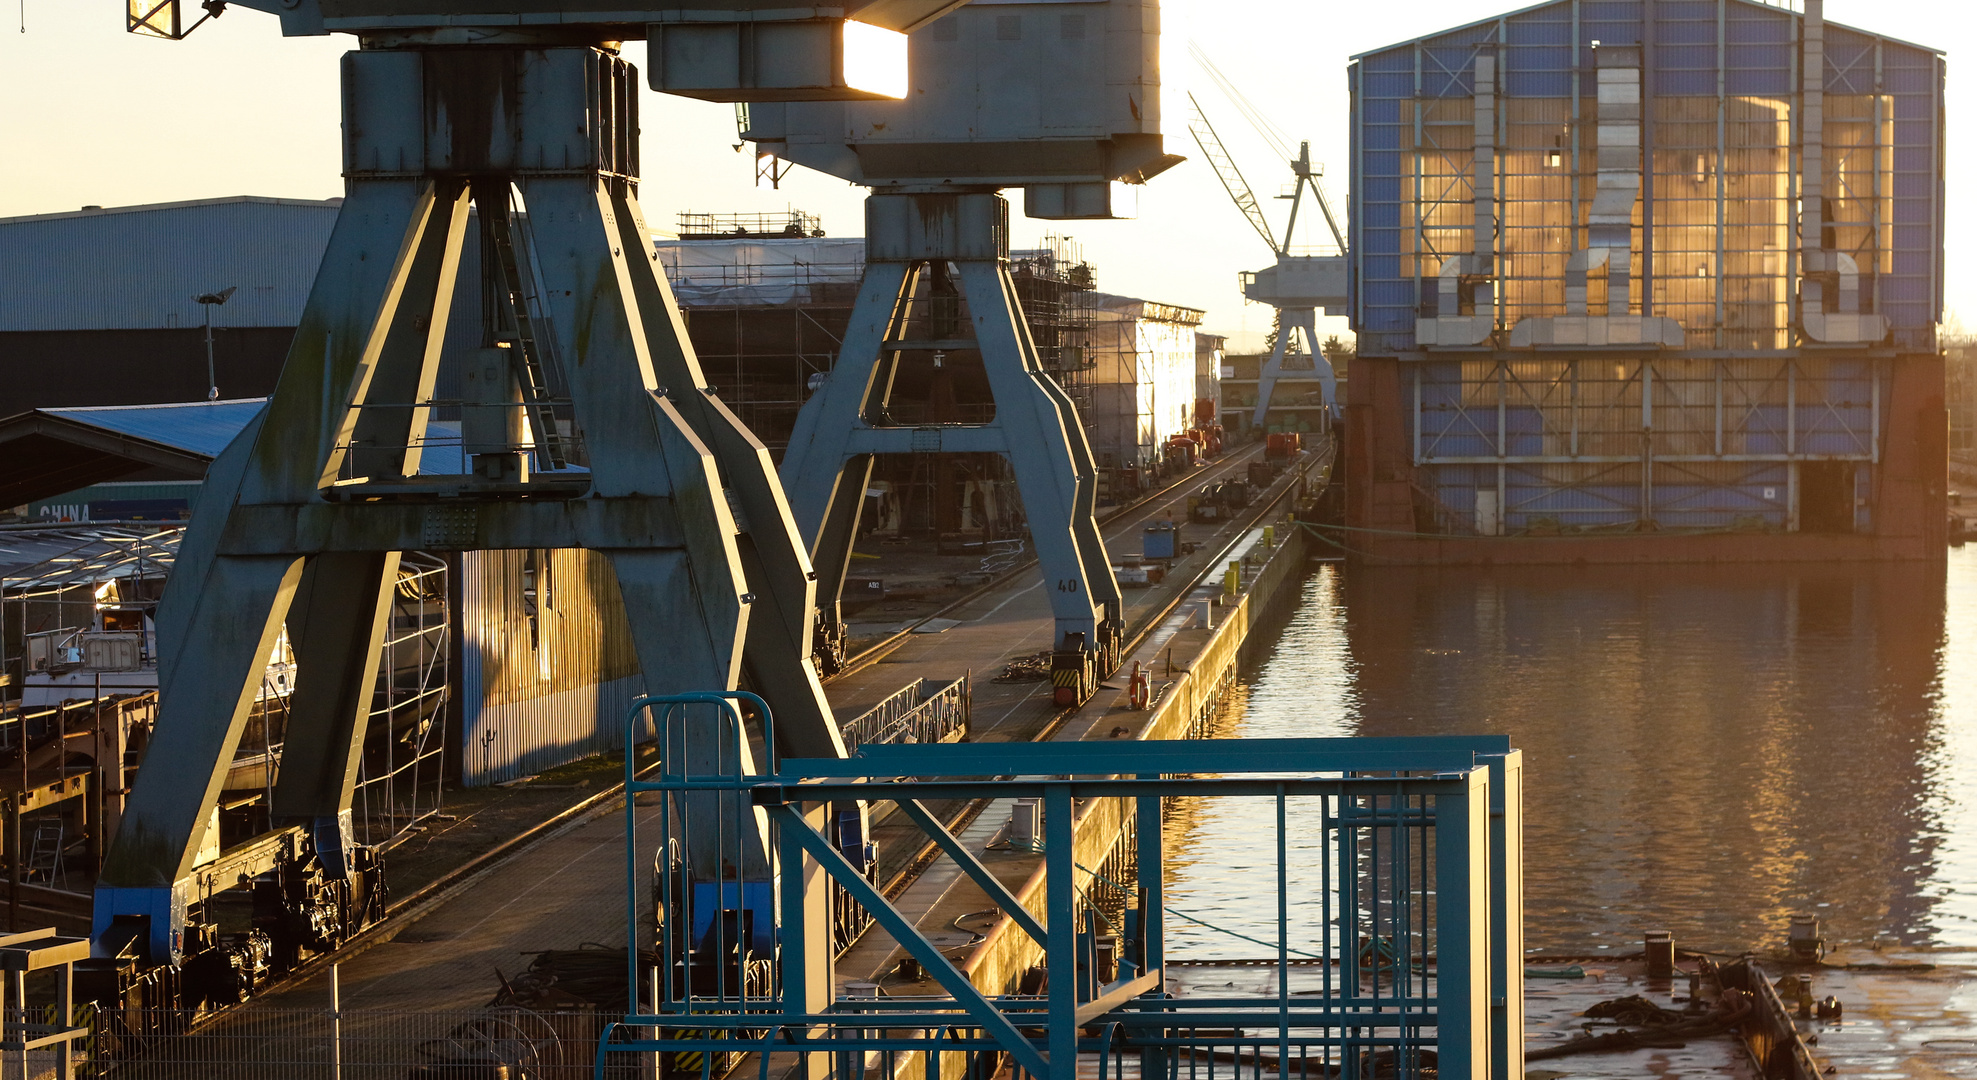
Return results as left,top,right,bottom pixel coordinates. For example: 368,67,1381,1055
195,286,236,400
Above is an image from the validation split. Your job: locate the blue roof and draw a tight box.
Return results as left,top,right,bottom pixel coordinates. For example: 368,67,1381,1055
37,400,503,477
44,399,269,458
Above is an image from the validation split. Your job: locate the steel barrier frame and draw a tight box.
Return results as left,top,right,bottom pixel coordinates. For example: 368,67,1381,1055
604,696,1523,1080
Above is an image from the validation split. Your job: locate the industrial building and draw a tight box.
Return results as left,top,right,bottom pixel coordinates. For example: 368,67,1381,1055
0,198,342,415
0,195,1221,535
1086,294,1207,472
1342,0,1946,561
1220,348,1335,434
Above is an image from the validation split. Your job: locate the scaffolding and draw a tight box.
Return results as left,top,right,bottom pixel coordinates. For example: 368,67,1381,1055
1012,236,1099,428
675,208,824,240
353,552,450,850
0,530,451,875
658,224,862,452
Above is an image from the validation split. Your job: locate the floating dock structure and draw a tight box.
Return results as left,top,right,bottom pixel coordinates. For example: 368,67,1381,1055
1342,0,1947,562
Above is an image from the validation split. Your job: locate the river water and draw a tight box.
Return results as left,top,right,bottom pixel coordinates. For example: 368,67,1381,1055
1161,549,1977,959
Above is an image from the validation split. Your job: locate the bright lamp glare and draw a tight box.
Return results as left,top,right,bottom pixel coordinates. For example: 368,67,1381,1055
843,20,908,99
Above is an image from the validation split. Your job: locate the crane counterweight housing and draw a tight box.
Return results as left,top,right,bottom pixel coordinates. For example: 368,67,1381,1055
1243,255,1347,312
743,0,1178,218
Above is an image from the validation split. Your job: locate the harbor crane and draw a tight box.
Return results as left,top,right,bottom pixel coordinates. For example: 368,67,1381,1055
1186,75,1349,434
756,0,1179,703
95,0,958,1002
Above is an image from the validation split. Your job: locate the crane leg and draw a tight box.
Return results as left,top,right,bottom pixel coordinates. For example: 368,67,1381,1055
782,192,1121,705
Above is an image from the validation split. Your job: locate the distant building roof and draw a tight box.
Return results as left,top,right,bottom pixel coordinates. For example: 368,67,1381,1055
0,396,507,511
1090,293,1206,326
0,399,265,508
655,236,866,306
0,196,341,333
42,399,271,460
1348,0,1941,62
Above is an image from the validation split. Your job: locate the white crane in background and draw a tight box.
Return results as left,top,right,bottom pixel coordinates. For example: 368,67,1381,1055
1187,46,1349,434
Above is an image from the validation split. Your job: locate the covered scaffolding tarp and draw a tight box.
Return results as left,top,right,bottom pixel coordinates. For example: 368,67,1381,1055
656,236,865,306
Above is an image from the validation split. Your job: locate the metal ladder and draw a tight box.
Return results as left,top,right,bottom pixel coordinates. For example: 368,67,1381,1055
480,188,570,470
25,819,63,887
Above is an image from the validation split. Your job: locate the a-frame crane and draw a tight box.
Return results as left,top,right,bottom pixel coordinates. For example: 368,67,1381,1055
1187,90,1349,433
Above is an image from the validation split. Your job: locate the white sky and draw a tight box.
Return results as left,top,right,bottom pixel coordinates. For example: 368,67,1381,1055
0,0,1964,352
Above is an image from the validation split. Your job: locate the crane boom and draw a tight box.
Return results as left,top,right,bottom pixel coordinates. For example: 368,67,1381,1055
1188,93,1278,256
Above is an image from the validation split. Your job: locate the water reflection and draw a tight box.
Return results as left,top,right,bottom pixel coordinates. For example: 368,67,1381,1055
1165,552,1976,957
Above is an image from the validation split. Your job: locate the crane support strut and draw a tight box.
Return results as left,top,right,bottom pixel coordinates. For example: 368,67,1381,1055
781,191,1125,700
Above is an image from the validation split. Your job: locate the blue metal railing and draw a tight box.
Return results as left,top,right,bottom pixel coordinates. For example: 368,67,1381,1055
603,698,1523,1080
621,691,774,1023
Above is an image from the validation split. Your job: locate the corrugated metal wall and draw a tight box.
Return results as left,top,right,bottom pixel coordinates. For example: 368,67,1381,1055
0,198,343,332
1349,0,1944,355
458,548,645,786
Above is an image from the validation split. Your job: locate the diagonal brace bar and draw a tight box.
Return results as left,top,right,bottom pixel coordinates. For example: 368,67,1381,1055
764,803,1053,1080
896,799,1046,945
1075,970,1163,1026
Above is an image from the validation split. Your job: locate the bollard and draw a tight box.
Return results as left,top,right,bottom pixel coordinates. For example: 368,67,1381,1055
1788,914,1826,963
1794,974,1815,1018
331,962,342,1080
1223,567,1239,596
1644,930,1674,977
1262,525,1275,549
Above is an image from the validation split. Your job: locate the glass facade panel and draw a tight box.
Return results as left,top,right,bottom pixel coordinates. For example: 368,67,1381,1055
1352,0,1942,354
